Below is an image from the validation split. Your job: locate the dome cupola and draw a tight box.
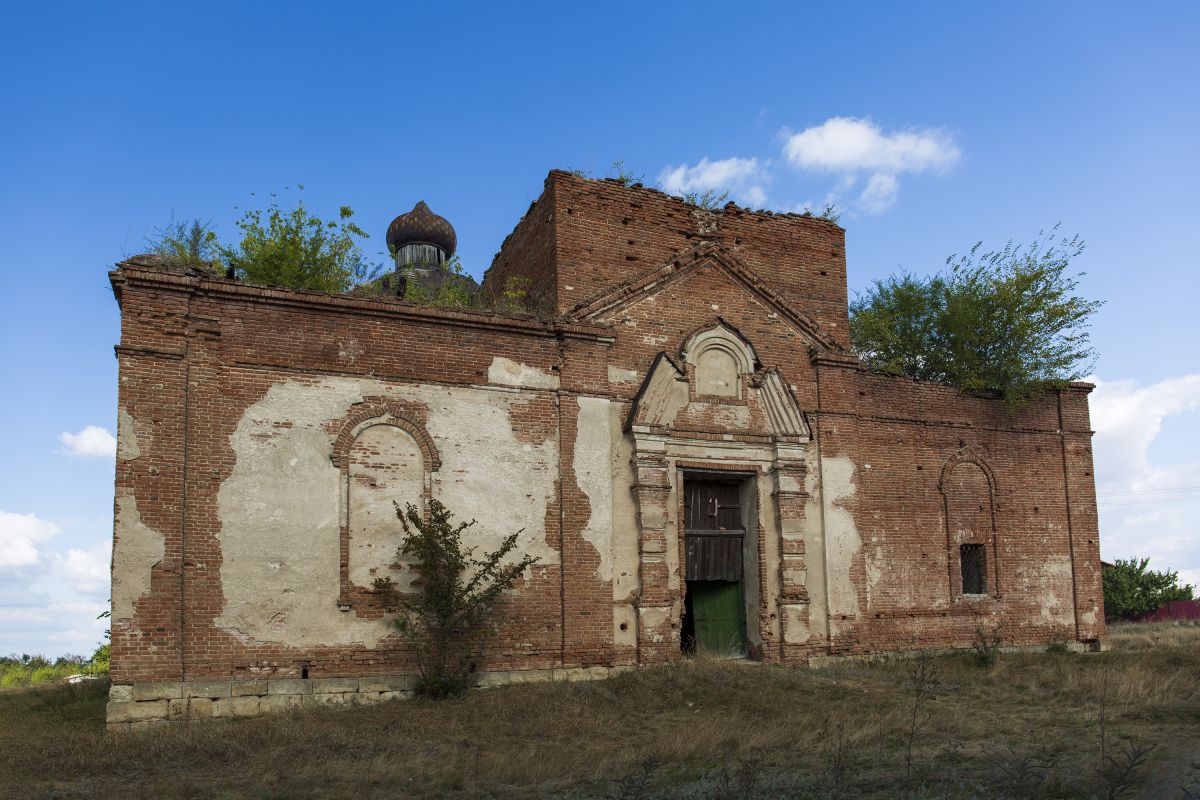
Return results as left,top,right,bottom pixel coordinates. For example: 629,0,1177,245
386,201,457,268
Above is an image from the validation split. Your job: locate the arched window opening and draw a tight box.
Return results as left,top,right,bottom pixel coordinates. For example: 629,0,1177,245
346,424,424,588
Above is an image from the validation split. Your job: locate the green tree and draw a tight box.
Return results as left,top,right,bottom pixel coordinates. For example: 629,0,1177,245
850,227,1103,404
374,499,538,698
222,189,380,292
1102,557,1194,620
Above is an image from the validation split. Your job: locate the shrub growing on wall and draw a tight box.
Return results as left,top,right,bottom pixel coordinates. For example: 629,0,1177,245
850,226,1102,405
221,189,381,293
375,499,538,698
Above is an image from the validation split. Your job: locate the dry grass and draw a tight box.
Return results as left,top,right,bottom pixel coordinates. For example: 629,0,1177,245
2,628,1199,798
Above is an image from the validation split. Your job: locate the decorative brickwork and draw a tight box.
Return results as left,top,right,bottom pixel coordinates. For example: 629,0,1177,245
106,171,1105,729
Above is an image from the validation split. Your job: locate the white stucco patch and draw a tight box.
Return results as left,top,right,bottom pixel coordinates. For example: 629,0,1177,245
1025,554,1075,625
607,365,638,385
575,397,614,582
487,357,560,389
639,605,672,643
782,603,811,644
116,406,141,461
215,377,559,649
821,456,861,620
111,495,164,620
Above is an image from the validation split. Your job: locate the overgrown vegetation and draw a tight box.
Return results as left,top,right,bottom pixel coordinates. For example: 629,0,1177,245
850,226,1103,405
3,624,1197,797
1103,557,1195,620
144,216,222,270
681,188,730,210
221,189,381,293
0,642,109,689
800,201,842,223
373,499,538,699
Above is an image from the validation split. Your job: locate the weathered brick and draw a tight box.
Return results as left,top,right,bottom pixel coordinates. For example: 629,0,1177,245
106,170,1105,727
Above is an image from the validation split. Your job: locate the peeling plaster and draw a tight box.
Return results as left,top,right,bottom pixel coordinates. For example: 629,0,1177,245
821,456,861,622
575,397,613,582
639,606,672,643
116,406,141,461
112,495,164,620
215,377,559,648
488,357,560,389
781,604,811,644
610,404,640,647
607,365,638,385
1024,555,1075,625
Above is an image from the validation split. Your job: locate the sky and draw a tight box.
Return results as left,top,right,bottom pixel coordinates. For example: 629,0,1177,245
1,1,1198,656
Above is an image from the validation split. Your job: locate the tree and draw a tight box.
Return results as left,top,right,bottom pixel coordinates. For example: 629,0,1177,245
850,227,1103,404
1102,557,1194,620
374,499,538,698
221,189,381,293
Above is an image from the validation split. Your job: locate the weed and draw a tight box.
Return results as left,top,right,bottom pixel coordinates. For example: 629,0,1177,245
606,754,660,800
1097,740,1157,799
903,651,940,789
971,625,1002,668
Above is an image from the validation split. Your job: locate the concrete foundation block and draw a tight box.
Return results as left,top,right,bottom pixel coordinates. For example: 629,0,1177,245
107,700,169,723
128,719,170,731
312,677,360,694
212,696,260,718
377,691,408,702
231,680,268,697
303,692,349,707
184,680,232,698
132,682,183,701
267,678,312,695
108,684,133,703
259,694,304,713
358,675,412,692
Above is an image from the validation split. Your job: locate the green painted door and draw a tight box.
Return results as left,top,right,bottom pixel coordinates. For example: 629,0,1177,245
690,580,746,655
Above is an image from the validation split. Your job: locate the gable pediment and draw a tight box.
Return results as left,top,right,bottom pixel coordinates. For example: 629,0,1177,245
563,242,844,353
627,343,810,441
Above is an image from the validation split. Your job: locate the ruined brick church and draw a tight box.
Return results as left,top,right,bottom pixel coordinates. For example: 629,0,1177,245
106,171,1105,728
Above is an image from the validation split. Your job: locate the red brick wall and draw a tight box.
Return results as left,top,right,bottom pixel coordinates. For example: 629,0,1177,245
109,183,1105,690
483,171,851,348
811,362,1105,652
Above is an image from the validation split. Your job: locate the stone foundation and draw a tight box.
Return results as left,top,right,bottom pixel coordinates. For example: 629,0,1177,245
106,665,633,731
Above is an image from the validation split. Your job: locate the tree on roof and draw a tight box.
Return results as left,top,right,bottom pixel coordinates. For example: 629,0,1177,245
850,226,1102,405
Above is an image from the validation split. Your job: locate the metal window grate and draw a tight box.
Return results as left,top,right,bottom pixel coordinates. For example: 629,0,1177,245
960,544,987,595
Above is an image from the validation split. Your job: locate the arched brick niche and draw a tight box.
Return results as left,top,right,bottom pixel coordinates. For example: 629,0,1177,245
681,320,759,400
331,401,440,609
939,447,999,600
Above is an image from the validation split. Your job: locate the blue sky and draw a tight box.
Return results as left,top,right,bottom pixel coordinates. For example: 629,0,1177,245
2,1,1198,655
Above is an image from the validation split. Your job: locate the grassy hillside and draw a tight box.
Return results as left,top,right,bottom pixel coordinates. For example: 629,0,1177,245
1,624,1198,799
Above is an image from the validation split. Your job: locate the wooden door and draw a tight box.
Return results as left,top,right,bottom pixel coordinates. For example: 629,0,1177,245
683,479,747,654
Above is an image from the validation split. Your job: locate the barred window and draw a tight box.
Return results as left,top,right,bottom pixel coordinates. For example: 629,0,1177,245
960,544,987,595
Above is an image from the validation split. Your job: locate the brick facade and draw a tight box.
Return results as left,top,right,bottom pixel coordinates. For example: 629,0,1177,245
106,172,1104,729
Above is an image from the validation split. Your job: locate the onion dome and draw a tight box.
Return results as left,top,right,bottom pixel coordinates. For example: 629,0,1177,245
386,201,457,266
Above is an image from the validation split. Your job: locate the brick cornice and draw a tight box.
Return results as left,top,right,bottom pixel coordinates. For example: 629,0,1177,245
111,265,614,342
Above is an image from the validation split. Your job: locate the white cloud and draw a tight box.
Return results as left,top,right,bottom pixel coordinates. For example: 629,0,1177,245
60,425,116,458
782,116,960,173
0,513,111,656
657,156,770,207
1088,374,1200,584
858,173,899,213
52,542,112,595
780,117,960,213
0,511,60,569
